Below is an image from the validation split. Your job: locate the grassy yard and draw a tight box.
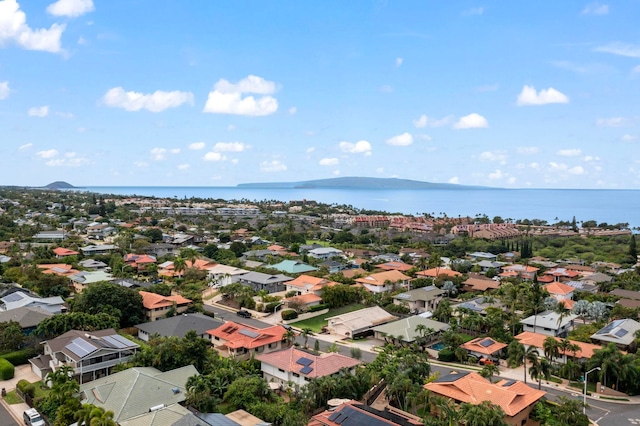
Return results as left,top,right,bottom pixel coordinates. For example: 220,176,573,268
291,304,366,333
3,390,23,404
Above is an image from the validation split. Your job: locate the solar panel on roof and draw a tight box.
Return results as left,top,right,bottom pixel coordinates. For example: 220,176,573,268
300,366,313,374
112,334,134,347
296,357,313,366
3,293,23,302
239,328,260,338
502,380,516,387
395,293,411,299
479,339,494,347
102,335,127,349
328,411,341,422
67,337,97,358
615,329,629,338
597,321,620,335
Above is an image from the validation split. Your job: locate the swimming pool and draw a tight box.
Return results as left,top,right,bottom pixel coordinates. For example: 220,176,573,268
428,342,445,351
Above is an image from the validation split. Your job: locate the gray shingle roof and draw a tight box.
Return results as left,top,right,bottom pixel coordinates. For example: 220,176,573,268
392,286,444,303
372,316,450,342
0,306,53,328
135,313,223,338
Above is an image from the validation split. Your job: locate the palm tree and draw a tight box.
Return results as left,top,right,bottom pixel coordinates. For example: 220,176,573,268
283,328,297,347
301,327,314,349
543,336,560,365
173,256,187,277
589,343,622,388
523,345,539,384
480,364,499,383
506,341,525,368
180,247,200,266
529,357,551,390
459,401,508,426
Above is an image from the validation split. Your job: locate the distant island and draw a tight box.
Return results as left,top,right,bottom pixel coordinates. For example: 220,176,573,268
238,176,493,190
43,181,76,189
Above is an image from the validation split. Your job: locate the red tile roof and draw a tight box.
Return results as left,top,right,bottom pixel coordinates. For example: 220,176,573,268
37,263,79,276
377,261,413,272
139,291,191,310
207,321,287,350
355,270,411,287
544,282,575,296
285,293,322,305
415,268,461,278
514,331,604,359
424,372,545,417
285,275,336,291
53,247,79,256
256,347,360,379
461,337,507,356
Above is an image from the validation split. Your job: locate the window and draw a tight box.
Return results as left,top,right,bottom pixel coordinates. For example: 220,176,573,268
292,373,299,377
278,368,285,373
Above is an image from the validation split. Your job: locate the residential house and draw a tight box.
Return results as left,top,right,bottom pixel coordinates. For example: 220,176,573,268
467,252,497,261
124,253,157,272
372,316,450,345
139,291,192,321
78,259,108,270
33,230,67,241
38,263,79,277
320,260,346,274
69,270,115,293
392,286,444,314
111,278,151,290
135,312,223,342
424,372,545,426
520,310,577,337
515,332,603,363
174,411,265,426
542,267,581,283
307,247,344,260
371,253,402,263
610,289,640,309
415,267,461,279
207,321,288,359
233,271,293,293
207,264,249,288
284,275,337,296
499,264,539,280
80,365,198,425
29,328,138,384
86,223,116,240
376,261,413,272
145,242,176,258
241,249,281,262
543,282,575,309
0,306,53,335
460,337,507,362
579,272,613,289
159,258,217,277
270,259,318,274
52,247,79,258
284,293,323,311
310,400,423,426
355,270,412,294
452,297,506,317
326,306,397,338
256,347,360,389
473,260,506,272
80,244,117,256
462,275,500,292
590,319,640,351
0,291,65,314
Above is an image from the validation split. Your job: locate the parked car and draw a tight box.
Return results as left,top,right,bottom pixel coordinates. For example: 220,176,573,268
23,408,45,426
236,310,251,318
479,358,495,366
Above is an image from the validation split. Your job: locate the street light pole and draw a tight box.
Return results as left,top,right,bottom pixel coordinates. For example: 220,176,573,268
584,367,601,415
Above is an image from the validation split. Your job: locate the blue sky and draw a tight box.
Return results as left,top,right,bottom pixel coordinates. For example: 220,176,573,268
1,0,639,188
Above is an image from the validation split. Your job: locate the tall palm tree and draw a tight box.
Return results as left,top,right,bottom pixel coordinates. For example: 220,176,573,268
180,247,200,266
173,256,187,277
301,327,314,349
543,337,560,365
523,345,539,384
507,340,525,368
529,357,551,390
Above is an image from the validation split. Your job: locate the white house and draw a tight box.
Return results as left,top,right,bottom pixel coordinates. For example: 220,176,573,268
520,310,577,337
307,247,344,260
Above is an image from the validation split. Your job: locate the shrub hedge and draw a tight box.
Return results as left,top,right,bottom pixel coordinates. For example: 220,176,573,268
0,358,15,380
437,348,456,362
281,310,298,320
1,348,37,366
308,304,328,312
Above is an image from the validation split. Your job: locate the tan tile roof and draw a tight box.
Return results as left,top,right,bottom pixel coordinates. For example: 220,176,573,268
544,282,574,296
424,372,545,417
461,337,507,355
415,268,461,278
514,331,604,359
463,277,500,291
53,247,79,256
139,291,191,310
285,275,332,290
285,293,322,305
377,262,413,272
256,347,360,379
207,321,287,350
37,263,79,276
355,270,411,286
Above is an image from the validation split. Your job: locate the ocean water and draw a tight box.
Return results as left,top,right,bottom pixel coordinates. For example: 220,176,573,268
84,186,640,229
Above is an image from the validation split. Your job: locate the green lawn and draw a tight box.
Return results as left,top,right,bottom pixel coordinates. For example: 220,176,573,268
3,390,23,404
291,304,366,333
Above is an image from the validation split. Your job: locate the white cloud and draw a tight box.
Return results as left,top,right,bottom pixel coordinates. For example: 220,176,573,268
568,166,586,175
260,160,287,172
581,2,609,15
583,155,600,162
517,146,540,154
319,158,339,166
213,142,247,152
47,0,94,17
479,151,507,164
46,152,90,167
203,152,226,162
203,75,279,116
288,106,297,115
548,162,568,171
386,132,413,146
0,0,65,53
462,7,484,16
134,161,148,168
622,134,638,142
28,106,49,117
557,148,582,157
36,149,58,159
453,113,489,129
0,81,9,99
306,147,315,153
516,85,569,106
529,162,541,170
332,170,340,176
150,148,167,160
18,142,32,150
339,140,372,156
77,36,87,45
177,163,190,170
488,169,505,180
413,114,454,128
395,57,403,67
230,158,239,165
55,111,74,118
102,87,194,112
170,148,180,154
596,117,630,127
448,176,460,184
188,142,205,150
415,134,432,141
376,167,384,174
595,42,640,58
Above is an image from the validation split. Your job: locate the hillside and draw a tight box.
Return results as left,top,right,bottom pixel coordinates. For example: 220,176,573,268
237,176,491,190
43,181,76,189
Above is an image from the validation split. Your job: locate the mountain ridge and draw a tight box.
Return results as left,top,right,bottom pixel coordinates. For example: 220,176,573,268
237,176,494,190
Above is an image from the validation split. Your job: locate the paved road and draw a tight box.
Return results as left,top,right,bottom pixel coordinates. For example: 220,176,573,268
203,304,272,329
0,403,19,426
